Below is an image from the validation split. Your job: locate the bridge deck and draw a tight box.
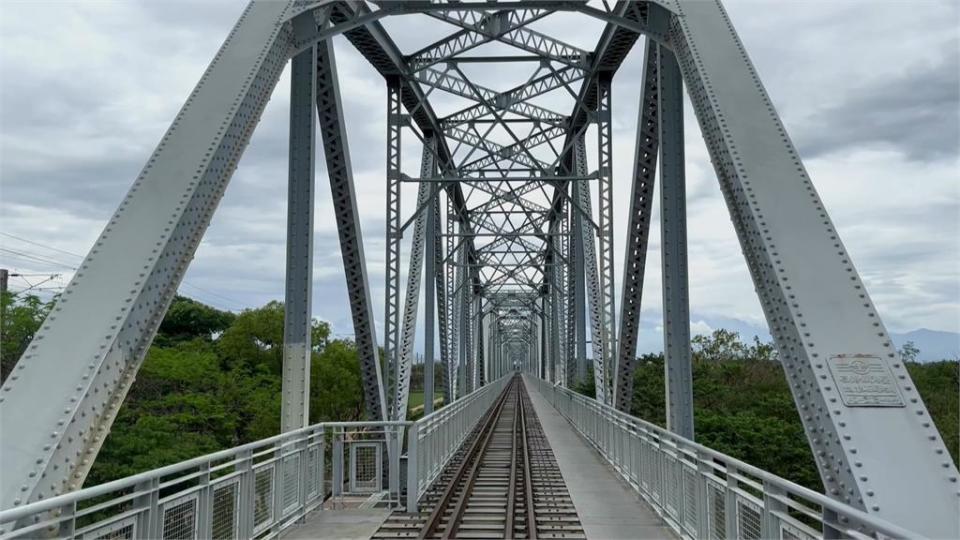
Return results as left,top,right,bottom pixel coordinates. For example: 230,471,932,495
283,508,391,540
524,376,675,540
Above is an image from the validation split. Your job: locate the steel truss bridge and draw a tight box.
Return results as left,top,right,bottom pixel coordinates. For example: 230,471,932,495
0,1,955,539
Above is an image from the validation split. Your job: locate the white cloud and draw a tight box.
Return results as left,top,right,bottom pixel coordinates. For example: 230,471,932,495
0,0,956,348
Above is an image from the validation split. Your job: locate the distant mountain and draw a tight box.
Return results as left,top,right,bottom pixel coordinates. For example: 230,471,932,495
635,313,959,362
891,329,960,362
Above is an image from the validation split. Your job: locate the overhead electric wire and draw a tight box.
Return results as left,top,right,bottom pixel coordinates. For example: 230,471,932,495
0,233,250,311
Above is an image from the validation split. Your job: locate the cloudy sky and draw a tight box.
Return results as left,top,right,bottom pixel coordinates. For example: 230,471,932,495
1,0,957,354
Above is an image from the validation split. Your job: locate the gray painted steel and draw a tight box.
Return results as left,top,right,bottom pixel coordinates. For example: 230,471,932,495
1,1,951,536
657,46,694,439
0,0,295,510
282,46,317,432
314,40,387,422
668,1,957,534
614,43,660,412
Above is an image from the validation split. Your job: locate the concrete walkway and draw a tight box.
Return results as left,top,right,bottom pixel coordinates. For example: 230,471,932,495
282,508,390,540
523,376,675,540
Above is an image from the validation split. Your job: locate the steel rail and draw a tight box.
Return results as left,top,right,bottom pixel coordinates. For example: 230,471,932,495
519,386,538,540
418,378,514,540
440,381,516,539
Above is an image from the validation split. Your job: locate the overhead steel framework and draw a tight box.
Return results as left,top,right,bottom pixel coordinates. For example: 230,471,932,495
0,1,955,538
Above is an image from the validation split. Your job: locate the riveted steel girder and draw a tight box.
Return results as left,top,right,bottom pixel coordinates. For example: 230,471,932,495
0,1,296,510
282,45,318,432
613,43,659,412
315,40,387,421
668,1,957,535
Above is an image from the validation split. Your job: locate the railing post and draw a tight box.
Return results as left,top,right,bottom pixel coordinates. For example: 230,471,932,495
197,462,213,540
388,428,400,506
695,449,711,540
55,502,75,539
271,440,284,531
296,434,309,522
236,449,254,539
332,429,343,506
762,481,787,539
724,464,738,540
134,477,160,539
318,429,326,508
406,423,420,513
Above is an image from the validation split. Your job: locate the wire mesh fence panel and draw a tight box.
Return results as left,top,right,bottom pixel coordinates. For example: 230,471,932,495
211,481,239,540
161,495,197,540
663,455,681,520
682,466,698,533
736,496,763,540
706,480,726,540
781,520,819,540
85,517,136,540
642,440,661,503
282,455,300,516
351,444,380,493
253,467,274,533
305,447,321,499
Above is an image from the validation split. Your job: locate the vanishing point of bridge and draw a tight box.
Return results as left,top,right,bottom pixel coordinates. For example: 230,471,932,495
1,1,955,539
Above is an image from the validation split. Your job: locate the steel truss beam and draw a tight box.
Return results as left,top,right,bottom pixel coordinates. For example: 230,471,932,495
572,136,607,403
657,45,694,438
415,67,572,126
315,40,388,421
384,82,403,418
282,45,318,432
408,9,553,72
423,7,589,68
0,1,296,510
668,1,957,535
393,139,435,421
613,43,659,412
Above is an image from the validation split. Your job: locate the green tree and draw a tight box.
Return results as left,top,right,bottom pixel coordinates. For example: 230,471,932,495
218,301,330,374
692,329,747,362
155,295,235,346
898,340,920,362
1,291,54,383
311,339,365,422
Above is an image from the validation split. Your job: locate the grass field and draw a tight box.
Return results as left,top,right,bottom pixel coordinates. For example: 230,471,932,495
408,391,425,409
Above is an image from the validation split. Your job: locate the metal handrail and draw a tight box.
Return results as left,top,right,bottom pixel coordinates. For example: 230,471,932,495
0,372,518,539
405,373,513,511
0,421,410,540
527,375,925,540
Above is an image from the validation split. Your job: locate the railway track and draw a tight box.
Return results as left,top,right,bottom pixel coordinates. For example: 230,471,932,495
375,376,584,540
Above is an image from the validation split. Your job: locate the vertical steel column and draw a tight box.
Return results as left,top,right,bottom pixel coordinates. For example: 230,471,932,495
476,300,485,387
548,231,560,384
558,201,570,387
315,41,386,421
596,75,617,405
463,284,472,395
658,46,694,439
282,46,317,432
447,197,460,401
613,43,660,412
565,196,577,387
423,157,437,416
454,244,466,399
394,141,435,421
538,310,546,379
572,183,587,384
433,195,453,404
384,81,403,418
576,139,606,400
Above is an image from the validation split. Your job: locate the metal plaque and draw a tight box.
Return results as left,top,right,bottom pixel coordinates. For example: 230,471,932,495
827,355,904,407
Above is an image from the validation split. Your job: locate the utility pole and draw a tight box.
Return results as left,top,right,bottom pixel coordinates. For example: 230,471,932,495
0,268,8,295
